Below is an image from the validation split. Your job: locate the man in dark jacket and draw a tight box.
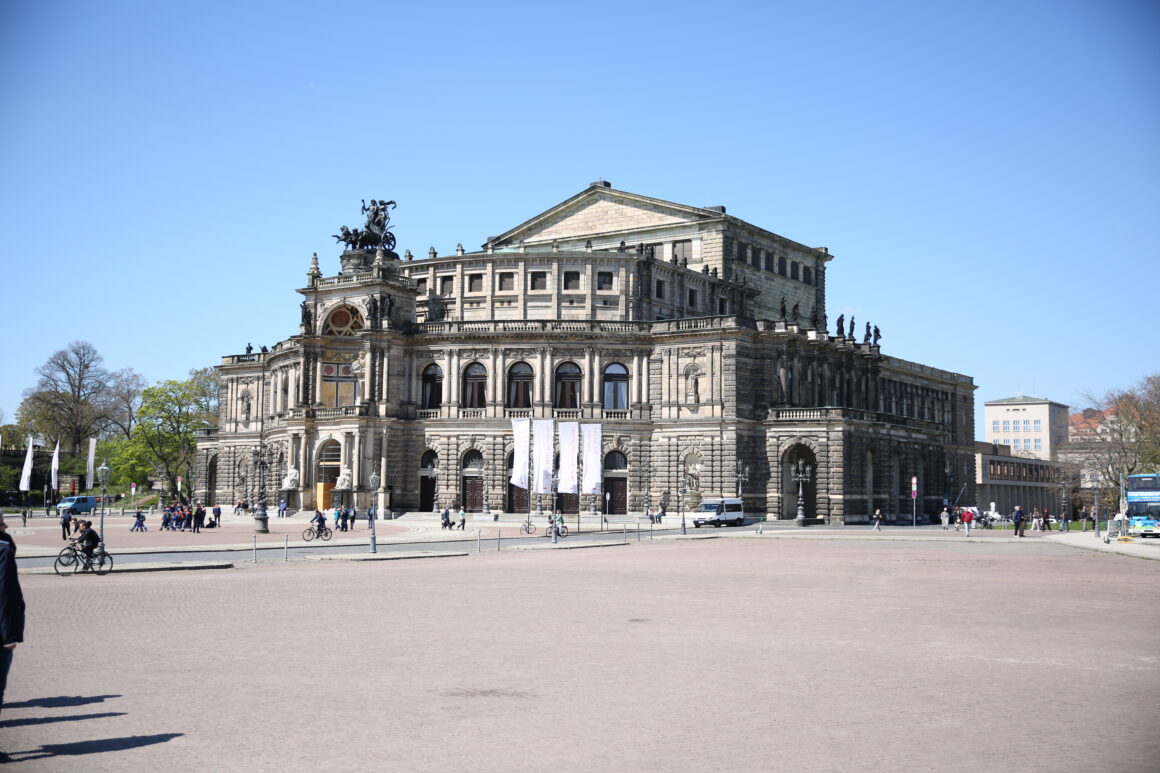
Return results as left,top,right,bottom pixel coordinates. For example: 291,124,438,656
0,516,26,720
1012,505,1026,537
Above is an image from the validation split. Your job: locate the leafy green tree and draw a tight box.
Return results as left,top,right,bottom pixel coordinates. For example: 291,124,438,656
19,341,112,454
126,371,218,499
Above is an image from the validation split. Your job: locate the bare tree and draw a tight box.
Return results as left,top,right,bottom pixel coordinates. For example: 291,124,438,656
101,368,147,439
19,341,112,453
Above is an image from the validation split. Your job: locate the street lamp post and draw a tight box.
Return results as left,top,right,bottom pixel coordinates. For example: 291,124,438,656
643,463,655,522
252,445,269,533
551,474,559,544
735,462,749,498
368,470,380,554
679,474,687,535
793,459,813,527
482,459,491,519
96,462,110,547
431,462,440,514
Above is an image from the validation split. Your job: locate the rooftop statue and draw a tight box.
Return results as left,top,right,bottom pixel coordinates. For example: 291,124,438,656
333,199,398,255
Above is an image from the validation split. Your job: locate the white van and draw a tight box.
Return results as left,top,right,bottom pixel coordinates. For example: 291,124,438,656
693,497,746,527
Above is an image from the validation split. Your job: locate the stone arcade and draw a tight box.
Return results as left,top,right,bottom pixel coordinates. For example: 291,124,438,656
195,182,976,523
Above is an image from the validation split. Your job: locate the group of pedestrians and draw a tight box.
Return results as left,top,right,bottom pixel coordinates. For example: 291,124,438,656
331,506,359,532
440,506,466,530
154,503,220,533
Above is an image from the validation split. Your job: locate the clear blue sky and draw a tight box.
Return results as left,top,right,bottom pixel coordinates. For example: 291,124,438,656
2,0,1157,436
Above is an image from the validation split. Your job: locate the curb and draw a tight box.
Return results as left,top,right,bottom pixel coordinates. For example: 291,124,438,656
19,561,235,575
305,550,468,561
508,541,629,551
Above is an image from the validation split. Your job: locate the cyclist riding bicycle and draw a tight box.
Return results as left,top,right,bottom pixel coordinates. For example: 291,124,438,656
74,520,101,562
311,509,327,536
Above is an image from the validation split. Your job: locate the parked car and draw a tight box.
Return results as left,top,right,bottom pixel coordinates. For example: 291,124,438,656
56,495,100,515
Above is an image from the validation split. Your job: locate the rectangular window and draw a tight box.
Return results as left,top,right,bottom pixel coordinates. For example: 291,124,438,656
718,297,728,314
764,252,775,271
1023,420,1031,431
498,272,514,292
687,288,698,309
777,256,787,275
597,271,613,291
1012,422,1019,432
1034,419,1041,431
530,271,547,291
672,240,692,263
655,280,665,299
802,266,813,285
790,261,800,280
991,420,1000,433
563,271,581,290
1002,420,1010,431
416,278,428,295
439,276,454,295
468,273,483,293
1034,439,1042,450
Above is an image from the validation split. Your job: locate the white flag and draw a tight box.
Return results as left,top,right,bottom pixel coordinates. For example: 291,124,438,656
51,440,60,492
580,424,603,495
509,418,530,490
18,435,34,492
557,422,579,494
86,438,97,490
531,419,554,495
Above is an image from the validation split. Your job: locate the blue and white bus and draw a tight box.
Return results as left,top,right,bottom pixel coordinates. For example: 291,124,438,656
1125,473,1160,537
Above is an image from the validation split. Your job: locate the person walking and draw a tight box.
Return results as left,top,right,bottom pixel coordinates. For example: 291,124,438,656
939,508,950,530
19,509,27,528
1012,505,1026,537
961,508,974,536
59,509,72,541
441,507,451,530
130,511,146,532
872,509,883,532
192,506,204,534
0,515,25,723
1059,508,1070,533
457,505,466,531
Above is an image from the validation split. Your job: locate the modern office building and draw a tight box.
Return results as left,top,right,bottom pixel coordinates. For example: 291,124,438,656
983,394,1069,461
195,182,976,523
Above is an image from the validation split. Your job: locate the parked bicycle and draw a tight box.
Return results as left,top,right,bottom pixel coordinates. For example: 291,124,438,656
302,524,333,542
520,515,536,535
54,541,114,576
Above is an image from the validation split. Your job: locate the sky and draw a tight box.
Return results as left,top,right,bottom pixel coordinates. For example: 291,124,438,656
1,0,1157,437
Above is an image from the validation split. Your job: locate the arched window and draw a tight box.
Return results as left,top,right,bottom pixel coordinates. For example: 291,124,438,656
554,362,582,409
420,450,439,470
462,363,487,409
604,451,628,470
421,364,443,410
602,363,629,410
507,361,534,408
322,305,365,336
462,449,485,470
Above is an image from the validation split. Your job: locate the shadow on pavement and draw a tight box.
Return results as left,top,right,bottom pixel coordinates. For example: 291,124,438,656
2,711,127,728
3,695,122,709
7,732,183,761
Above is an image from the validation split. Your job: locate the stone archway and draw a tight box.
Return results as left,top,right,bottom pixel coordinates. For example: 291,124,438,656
315,439,342,510
781,444,819,520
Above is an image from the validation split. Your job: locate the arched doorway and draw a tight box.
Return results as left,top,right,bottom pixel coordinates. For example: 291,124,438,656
419,450,438,512
781,445,818,520
205,454,218,506
602,451,627,515
506,452,529,514
461,450,485,513
315,440,342,510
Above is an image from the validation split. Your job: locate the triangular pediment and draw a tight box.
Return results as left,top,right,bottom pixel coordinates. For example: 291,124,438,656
487,185,723,248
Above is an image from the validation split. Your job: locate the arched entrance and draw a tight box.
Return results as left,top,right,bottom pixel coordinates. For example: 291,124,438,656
506,452,529,514
419,451,438,512
781,445,818,520
205,454,218,506
602,451,627,515
461,450,484,513
315,440,341,509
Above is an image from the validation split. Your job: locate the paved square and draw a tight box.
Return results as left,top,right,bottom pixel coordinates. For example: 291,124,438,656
4,536,1158,771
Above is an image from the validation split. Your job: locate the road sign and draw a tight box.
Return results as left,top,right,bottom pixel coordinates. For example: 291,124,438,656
911,476,917,499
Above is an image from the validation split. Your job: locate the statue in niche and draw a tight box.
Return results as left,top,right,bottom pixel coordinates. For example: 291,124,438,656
282,467,299,491
686,371,701,405
835,315,844,337
367,294,379,326
335,467,353,490
873,325,881,346
301,301,313,333
685,459,702,492
239,391,251,423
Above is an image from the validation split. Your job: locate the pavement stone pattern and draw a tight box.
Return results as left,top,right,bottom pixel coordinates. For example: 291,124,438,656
3,535,1159,771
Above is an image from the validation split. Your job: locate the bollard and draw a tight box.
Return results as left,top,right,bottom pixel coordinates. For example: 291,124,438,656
497,529,501,552
252,535,257,563
636,523,640,542
477,529,481,554
650,520,654,540
284,534,289,561
623,524,627,544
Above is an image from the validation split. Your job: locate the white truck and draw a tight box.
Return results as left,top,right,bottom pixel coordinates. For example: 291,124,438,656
693,497,747,527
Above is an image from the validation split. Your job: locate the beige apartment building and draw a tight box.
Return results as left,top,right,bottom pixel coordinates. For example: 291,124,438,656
983,394,1069,461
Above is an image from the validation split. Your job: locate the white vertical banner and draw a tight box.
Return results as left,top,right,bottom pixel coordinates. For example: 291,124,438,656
51,440,60,492
531,419,554,495
86,438,97,490
19,435,34,492
509,418,530,490
557,422,579,494
580,424,602,495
